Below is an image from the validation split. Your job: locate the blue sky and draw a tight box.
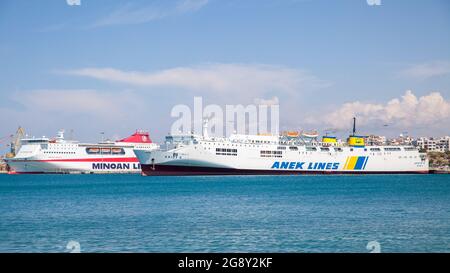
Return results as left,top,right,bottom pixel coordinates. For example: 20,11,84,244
0,0,449,150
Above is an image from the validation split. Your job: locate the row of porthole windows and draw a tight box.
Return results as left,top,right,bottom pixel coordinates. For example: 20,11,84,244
217,148,238,153
48,145,77,147
44,151,76,154
200,142,275,148
200,144,263,148
197,143,416,154
216,153,237,156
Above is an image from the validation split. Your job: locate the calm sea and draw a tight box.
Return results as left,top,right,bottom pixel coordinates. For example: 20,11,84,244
0,174,449,253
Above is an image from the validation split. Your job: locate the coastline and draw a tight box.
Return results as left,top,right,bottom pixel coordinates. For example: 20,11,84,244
0,161,7,174
430,168,450,174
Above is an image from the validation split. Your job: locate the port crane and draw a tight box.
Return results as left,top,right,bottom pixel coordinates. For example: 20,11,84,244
2,127,25,158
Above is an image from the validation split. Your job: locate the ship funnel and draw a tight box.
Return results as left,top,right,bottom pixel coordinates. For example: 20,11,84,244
348,117,365,147
118,131,152,143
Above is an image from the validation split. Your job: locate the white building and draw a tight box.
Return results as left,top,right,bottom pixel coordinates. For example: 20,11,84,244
415,136,450,152
437,136,450,152
388,135,414,146
366,135,386,146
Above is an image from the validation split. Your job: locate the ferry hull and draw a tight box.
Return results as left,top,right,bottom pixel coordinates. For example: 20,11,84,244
6,158,142,174
140,164,429,176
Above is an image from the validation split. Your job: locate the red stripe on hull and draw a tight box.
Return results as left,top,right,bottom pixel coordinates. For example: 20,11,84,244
8,171,67,175
140,164,429,176
8,157,138,163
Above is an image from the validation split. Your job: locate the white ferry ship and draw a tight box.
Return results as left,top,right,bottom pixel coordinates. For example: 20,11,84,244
134,120,428,176
5,130,158,174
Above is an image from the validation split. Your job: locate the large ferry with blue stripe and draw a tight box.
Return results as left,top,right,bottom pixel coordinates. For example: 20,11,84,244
134,119,429,176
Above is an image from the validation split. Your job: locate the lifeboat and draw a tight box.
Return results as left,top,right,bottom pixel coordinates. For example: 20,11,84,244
301,131,319,138
87,147,100,153
283,131,300,138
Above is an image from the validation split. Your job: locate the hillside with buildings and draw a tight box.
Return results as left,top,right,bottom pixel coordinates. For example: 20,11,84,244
0,157,7,173
428,151,450,170
367,135,450,171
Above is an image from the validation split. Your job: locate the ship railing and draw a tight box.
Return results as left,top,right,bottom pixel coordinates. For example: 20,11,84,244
160,142,191,151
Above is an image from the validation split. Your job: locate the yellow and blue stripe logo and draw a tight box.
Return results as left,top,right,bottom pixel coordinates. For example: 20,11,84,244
343,156,369,170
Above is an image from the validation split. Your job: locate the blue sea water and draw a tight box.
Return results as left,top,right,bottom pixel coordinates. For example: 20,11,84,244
0,174,449,253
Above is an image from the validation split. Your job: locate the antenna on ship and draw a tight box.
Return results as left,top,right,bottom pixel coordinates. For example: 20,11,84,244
202,118,209,139
352,117,356,136
57,129,65,140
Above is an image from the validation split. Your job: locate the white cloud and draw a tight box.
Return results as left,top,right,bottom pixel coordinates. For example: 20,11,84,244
176,0,209,13
92,0,209,27
308,90,450,130
0,88,172,146
63,63,329,99
13,89,143,119
399,61,450,80
254,96,279,105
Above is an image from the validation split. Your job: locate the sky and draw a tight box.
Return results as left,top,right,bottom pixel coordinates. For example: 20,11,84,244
0,0,449,151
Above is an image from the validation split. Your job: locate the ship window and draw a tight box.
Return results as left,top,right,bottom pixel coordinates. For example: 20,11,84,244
306,147,317,151
384,147,401,151
320,147,330,152
215,148,237,156
289,146,298,151
370,148,381,152
260,150,282,158
25,139,48,144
